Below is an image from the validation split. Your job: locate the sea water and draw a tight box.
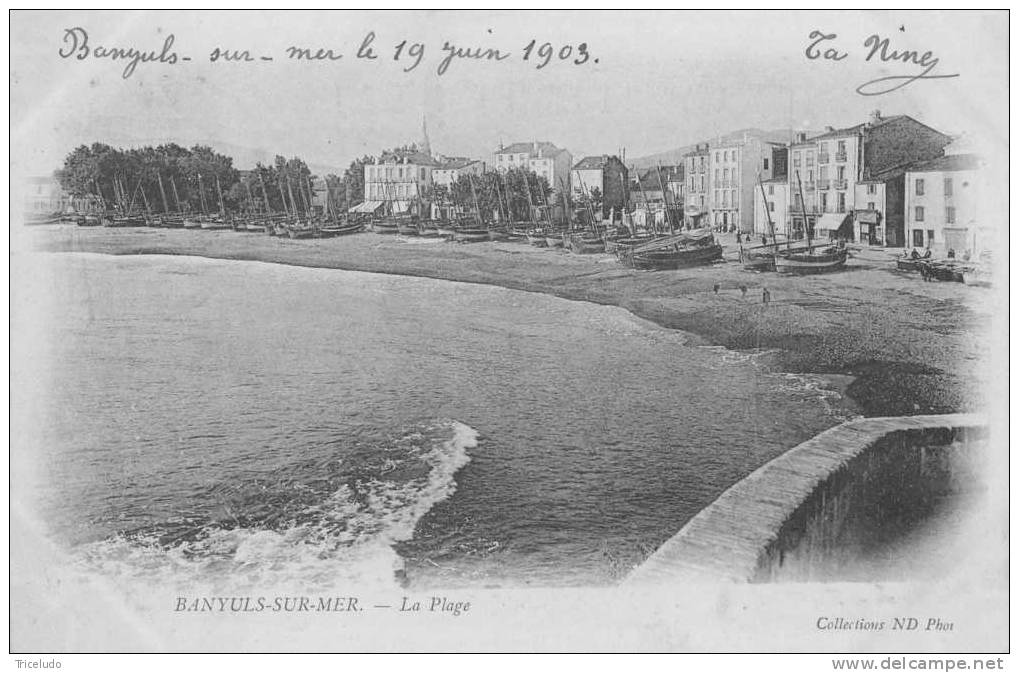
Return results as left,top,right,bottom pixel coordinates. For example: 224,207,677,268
12,253,849,592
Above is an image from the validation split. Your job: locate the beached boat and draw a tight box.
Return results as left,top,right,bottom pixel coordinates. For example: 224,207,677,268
373,220,400,234
107,215,145,227
318,221,364,237
742,248,777,272
545,231,565,248
419,221,440,237
454,227,490,243
526,230,547,247
200,217,232,230
435,222,458,238
630,243,723,270
774,246,848,274
488,226,509,242
397,221,420,236
569,233,606,255
79,214,102,227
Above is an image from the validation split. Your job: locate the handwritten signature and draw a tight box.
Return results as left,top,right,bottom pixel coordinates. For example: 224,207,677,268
805,30,959,96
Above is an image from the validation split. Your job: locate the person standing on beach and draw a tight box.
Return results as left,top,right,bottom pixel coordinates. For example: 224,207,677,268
762,287,771,304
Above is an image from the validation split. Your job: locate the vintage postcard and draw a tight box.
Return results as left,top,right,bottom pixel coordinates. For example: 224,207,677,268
8,9,1009,657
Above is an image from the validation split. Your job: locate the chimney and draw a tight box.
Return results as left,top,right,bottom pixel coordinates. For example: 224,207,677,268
869,109,882,125
797,132,807,143
825,126,835,133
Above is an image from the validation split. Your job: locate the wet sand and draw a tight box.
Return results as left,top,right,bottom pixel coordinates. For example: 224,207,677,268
26,224,994,417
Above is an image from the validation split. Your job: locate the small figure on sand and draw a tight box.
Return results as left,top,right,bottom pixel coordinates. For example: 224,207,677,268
761,234,767,246
736,232,742,244
762,287,771,304
713,283,720,295
739,284,748,298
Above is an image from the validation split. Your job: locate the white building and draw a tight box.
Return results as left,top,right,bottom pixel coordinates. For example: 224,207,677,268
904,154,984,255
432,157,486,188
753,177,788,238
494,141,572,192
360,149,437,214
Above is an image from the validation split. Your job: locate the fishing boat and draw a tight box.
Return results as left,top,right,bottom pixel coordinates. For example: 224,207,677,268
488,226,509,242
453,227,489,243
545,231,565,248
526,230,547,247
419,221,440,237
630,242,723,270
200,216,232,230
79,214,102,227
569,232,606,254
318,220,364,237
182,215,202,229
773,245,848,274
742,249,777,272
397,220,421,236
773,171,848,274
435,221,458,238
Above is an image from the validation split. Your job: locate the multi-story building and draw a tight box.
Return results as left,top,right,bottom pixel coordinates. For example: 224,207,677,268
903,154,984,255
361,148,437,214
708,135,783,233
785,132,819,239
431,157,487,188
494,141,573,193
683,144,710,227
793,110,952,246
753,177,789,239
23,175,69,216
570,154,629,220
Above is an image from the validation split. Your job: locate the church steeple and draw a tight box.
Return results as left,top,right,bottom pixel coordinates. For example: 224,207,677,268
420,115,432,158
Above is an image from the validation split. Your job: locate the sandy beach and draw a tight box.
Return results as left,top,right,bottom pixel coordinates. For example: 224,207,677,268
27,224,993,417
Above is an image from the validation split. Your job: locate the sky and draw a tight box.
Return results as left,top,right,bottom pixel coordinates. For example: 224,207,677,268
10,10,1008,179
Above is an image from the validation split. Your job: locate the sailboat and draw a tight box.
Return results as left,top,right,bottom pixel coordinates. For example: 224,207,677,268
453,174,490,243
742,175,780,271
773,171,848,273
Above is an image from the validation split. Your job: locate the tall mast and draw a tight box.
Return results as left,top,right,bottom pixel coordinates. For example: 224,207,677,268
156,174,169,213
795,170,810,250
286,177,300,220
170,176,182,213
215,175,227,216
757,174,777,246
278,177,290,218
558,177,571,230
521,170,538,227
467,173,484,227
655,164,675,234
633,170,655,233
620,173,635,235
344,177,350,217
197,174,209,214
140,184,152,215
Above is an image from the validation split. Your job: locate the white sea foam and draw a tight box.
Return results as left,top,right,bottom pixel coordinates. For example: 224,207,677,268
71,420,478,594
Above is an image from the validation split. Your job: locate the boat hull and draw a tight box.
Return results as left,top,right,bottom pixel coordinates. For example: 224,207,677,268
526,232,547,247
774,249,848,274
629,243,723,270
373,222,400,234
545,234,565,248
454,228,489,243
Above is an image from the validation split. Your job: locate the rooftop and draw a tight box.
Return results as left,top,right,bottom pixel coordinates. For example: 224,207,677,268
906,153,982,173
573,155,615,170
496,141,568,158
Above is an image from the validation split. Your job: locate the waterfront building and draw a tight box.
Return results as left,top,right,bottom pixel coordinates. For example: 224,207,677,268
753,177,789,239
683,143,710,228
431,157,487,188
494,141,573,192
903,154,985,256
23,175,69,215
571,155,629,220
797,110,952,246
361,148,437,214
708,134,784,233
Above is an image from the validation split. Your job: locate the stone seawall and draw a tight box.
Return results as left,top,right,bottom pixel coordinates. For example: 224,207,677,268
625,414,987,585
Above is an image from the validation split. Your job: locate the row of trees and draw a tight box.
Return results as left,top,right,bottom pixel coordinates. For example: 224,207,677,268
57,143,242,214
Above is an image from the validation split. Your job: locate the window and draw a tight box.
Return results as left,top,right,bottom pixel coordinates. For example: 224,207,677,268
699,157,705,171
944,177,953,196
764,158,770,170
699,176,705,191
867,202,875,211
867,183,876,194
699,195,704,207
768,201,775,212
913,229,925,247
915,206,925,221
946,206,956,223
820,193,828,212
723,168,729,183
768,185,774,196
715,169,720,183
837,140,846,156
715,152,720,163
836,166,845,180
819,166,828,180
420,168,426,179
731,190,736,206
927,230,934,243
837,192,846,213
793,152,801,167
915,178,925,196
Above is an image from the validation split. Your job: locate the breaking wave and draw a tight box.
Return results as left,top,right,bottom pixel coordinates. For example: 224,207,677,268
70,420,477,592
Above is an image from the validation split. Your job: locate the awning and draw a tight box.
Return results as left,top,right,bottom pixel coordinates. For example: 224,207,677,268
350,201,383,214
854,209,881,224
391,200,411,214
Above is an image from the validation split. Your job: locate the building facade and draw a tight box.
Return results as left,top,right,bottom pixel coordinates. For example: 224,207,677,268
786,111,952,246
362,149,437,213
494,141,573,193
683,144,710,228
571,155,629,219
23,175,69,215
708,135,782,233
753,177,788,238
904,154,984,255
431,158,487,188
